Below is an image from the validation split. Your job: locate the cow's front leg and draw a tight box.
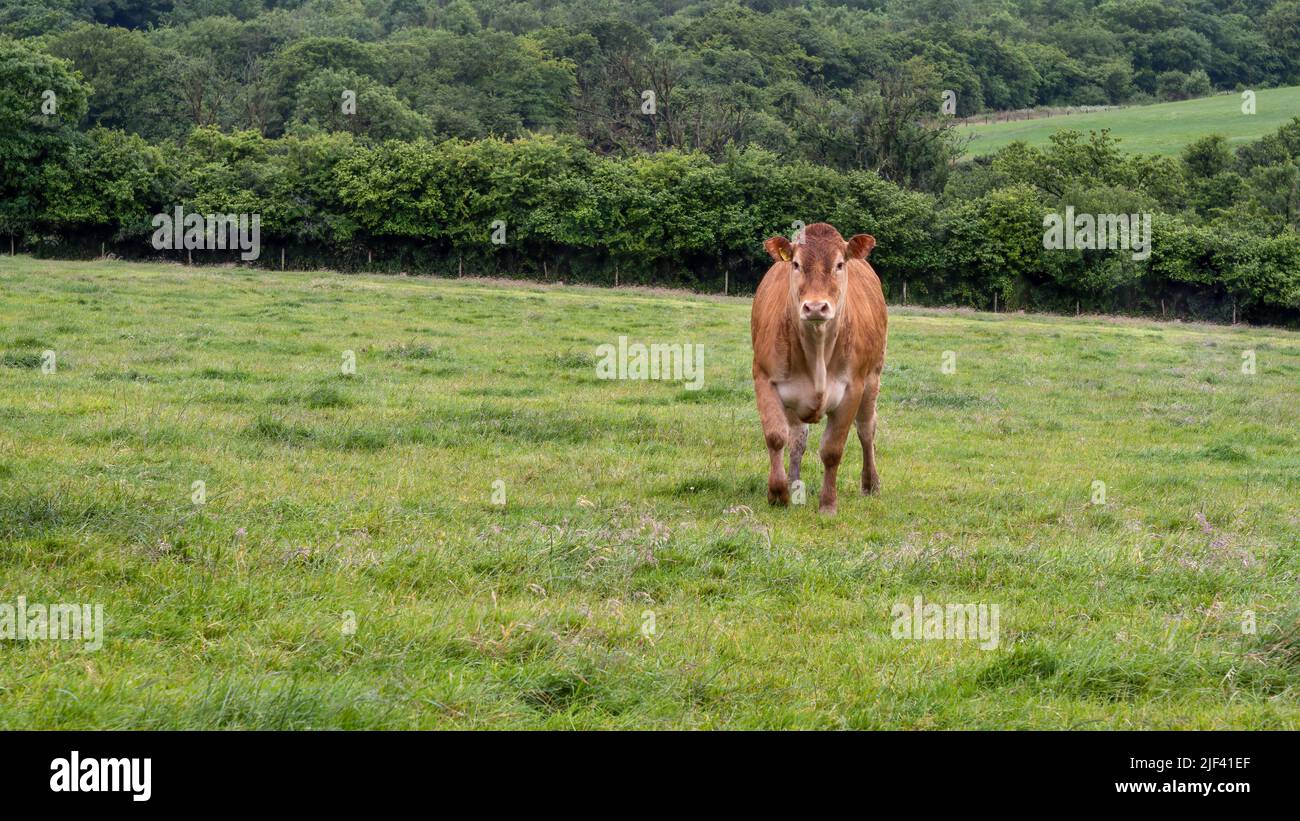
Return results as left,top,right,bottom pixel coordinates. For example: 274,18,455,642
818,385,864,514
754,376,790,505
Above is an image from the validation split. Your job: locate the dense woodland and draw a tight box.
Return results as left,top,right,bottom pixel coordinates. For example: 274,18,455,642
2,1,1300,322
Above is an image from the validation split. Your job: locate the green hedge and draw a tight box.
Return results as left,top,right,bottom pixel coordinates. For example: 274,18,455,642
9,124,1300,325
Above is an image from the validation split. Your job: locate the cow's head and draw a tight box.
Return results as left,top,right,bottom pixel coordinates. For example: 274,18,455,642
764,223,875,326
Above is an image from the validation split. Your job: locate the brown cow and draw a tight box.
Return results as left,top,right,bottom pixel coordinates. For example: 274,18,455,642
750,223,888,514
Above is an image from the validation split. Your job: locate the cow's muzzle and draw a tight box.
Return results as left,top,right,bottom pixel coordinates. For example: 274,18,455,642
800,300,833,322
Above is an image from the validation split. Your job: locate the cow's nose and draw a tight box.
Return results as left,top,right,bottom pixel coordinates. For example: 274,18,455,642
801,301,831,320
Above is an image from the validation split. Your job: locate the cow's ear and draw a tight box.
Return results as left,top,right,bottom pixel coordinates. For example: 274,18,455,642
764,236,794,262
846,234,876,259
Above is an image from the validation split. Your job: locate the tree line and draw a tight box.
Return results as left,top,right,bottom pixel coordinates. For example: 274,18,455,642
5,0,1300,184
5,32,1300,324
2,3,1300,324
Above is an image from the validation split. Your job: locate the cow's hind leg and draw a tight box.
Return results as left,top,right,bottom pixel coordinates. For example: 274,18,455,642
818,386,864,515
856,371,881,496
787,417,809,483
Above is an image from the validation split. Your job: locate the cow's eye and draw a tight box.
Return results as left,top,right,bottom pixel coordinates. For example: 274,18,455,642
791,260,799,270
836,260,845,270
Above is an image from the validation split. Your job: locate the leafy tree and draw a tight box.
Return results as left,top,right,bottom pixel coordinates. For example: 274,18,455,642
289,68,433,140
47,24,181,139
0,36,88,241
40,127,174,240
264,36,384,135
1263,0,1300,81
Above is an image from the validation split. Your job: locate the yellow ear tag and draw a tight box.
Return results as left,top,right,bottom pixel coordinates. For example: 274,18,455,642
780,249,792,261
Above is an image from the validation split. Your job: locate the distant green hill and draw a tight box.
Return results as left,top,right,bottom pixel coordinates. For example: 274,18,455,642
958,86,1300,157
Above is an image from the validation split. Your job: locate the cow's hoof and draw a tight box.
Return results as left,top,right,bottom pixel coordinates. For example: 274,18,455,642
818,502,837,515
862,471,880,496
768,484,790,506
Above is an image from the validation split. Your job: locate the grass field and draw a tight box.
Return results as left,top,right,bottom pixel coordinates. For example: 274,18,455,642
2,256,1298,729
958,85,1300,157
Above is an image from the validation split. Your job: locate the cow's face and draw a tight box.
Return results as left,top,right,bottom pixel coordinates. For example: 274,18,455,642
765,229,875,326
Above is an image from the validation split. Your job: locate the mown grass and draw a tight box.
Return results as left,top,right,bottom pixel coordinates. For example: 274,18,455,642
1,256,1297,729
958,85,1300,157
